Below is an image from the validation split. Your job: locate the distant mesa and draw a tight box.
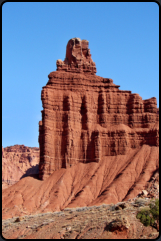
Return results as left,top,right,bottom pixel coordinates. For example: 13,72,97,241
2,145,39,187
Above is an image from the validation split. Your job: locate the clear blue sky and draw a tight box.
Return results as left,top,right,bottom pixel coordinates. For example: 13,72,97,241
2,2,159,148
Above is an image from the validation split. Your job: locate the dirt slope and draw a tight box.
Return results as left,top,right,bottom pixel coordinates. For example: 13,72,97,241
2,145,159,220
2,199,159,239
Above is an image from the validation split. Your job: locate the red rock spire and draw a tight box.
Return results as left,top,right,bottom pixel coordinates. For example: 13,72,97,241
56,37,97,74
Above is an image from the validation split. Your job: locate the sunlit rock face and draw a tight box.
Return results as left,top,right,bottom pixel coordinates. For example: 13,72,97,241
2,38,159,220
2,145,39,186
39,38,159,180
56,37,96,74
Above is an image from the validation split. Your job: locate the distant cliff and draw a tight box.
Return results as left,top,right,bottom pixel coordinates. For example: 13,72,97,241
2,145,39,187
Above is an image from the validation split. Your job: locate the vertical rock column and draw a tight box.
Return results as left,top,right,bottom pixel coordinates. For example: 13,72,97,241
97,91,106,127
94,131,101,162
39,88,57,179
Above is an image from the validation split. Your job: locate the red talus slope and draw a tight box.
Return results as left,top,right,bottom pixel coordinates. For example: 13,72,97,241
2,144,158,219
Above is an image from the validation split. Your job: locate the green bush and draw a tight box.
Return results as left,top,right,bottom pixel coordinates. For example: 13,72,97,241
150,199,159,222
136,199,159,227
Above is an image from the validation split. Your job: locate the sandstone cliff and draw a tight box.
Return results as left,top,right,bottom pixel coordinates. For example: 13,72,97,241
39,37,159,180
2,38,159,225
2,145,39,188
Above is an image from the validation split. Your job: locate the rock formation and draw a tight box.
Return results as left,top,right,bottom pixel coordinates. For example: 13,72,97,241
2,145,39,188
39,37,159,180
2,37,159,223
56,37,96,74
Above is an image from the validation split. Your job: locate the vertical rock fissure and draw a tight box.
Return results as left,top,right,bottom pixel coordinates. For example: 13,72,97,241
80,96,88,130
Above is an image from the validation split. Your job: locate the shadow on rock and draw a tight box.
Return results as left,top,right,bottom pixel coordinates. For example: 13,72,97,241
20,164,40,180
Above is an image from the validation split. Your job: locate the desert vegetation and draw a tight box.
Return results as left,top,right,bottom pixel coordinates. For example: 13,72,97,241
136,199,159,228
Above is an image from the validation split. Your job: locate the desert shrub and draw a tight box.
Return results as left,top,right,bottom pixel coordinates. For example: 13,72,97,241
136,208,154,226
149,199,159,222
136,199,159,227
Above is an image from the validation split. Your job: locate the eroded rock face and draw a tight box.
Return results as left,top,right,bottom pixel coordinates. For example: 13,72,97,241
2,38,159,220
39,38,159,180
56,37,96,74
2,145,39,187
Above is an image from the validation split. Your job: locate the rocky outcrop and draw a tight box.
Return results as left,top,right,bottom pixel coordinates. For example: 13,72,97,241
2,38,159,224
2,145,39,187
56,37,96,74
39,38,159,180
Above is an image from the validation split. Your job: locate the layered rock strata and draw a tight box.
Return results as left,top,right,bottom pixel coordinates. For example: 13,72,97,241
39,38,159,180
2,38,159,221
2,145,39,187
